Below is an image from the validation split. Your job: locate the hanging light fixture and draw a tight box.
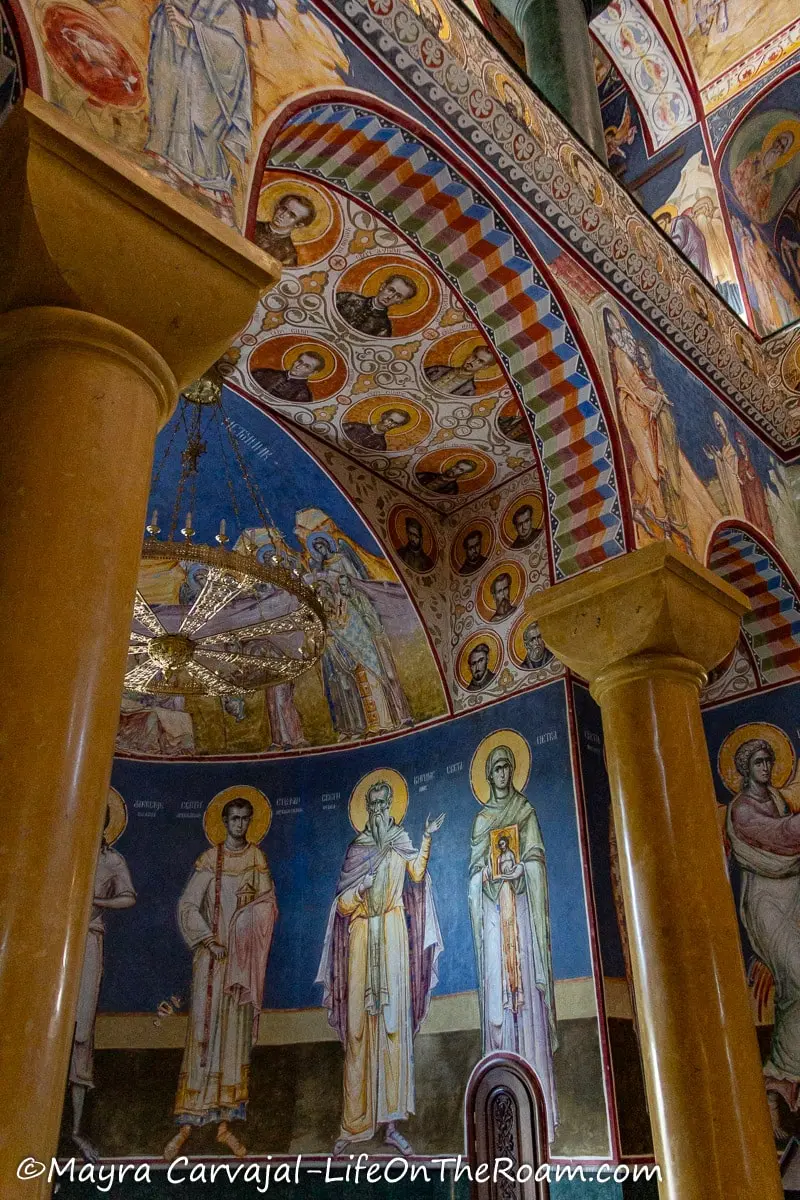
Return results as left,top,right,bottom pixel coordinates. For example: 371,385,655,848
125,371,326,699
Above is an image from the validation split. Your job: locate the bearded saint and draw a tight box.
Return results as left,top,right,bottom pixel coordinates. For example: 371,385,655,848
468,744,559,1142
164,798,277,1160
316,782,444,1155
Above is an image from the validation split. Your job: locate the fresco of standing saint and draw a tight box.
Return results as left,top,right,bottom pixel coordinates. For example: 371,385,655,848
69,790,136,1163
720,724,800,1144
468,732,559,1142
164,787,277,1160
316,771,444,1155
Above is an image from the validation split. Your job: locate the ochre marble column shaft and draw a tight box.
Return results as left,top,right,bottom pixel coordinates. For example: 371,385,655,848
0,93,279,1198
0,309,173,1185
529,543,782,1200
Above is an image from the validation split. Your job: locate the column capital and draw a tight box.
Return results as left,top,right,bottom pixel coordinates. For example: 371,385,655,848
527,542,749,683
0,91,280,390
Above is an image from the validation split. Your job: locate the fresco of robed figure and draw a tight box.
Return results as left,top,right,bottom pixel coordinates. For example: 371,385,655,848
721,724,800,1146
469,732,559,1142
316,771,444,1156
164,788,277,1161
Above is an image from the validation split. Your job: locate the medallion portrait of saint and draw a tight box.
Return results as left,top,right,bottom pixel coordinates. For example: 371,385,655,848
164,787,277,1160
249,336,345,405
500,493,544,551
456,632,503,693
415,449,495,499
468,732,559,1142
335,258,441,340
451,519,494,577
422,333,502,398
388,507,437,574
68,790,135,1163
509,617,553,672
476,561,525,625
342,398,431,454
316,770,444,1155
252,175,342,268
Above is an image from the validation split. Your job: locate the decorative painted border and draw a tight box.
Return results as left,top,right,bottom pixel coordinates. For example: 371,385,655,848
308,0,797,447
267,100,627,577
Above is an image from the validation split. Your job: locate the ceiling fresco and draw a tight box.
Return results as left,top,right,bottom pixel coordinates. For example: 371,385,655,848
118,393,450,759
6,0,800,442
587,0,800,340
226,171,536,514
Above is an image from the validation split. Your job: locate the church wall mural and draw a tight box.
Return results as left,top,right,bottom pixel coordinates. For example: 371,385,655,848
719,67,800,336
6,0,800,438
120,390,449,759
704,681,800,1194
60,681,615,1168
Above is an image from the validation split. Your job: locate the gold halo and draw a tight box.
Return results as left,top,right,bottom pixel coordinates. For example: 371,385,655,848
762,120,800,170
282,341,338,382
408,0,451,39
257,177,336,244
203,785,272,846
361,263,432,317
470,730,531,804
104,787,128,846
717,723,795,793
653,203,678,225
349,769,409,832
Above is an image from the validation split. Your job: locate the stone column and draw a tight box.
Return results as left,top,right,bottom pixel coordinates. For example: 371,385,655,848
0,94,278,1196
490,0,608,162
528,543,782,1200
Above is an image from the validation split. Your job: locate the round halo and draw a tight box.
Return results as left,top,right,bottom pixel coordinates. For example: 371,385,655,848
104,787,128,846
203,785,272,846
470,730,531,804
717,723,795,794
349,769,409,832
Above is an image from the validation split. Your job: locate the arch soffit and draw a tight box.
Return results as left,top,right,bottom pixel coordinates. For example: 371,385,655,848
244,92,630,580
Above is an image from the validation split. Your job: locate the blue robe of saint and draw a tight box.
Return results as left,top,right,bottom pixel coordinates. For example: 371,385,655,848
145,0,252,196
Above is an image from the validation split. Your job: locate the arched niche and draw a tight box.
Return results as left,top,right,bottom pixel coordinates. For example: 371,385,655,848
466,1052,551,1200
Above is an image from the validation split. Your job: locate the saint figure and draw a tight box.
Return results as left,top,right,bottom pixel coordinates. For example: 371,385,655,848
396,517,434,573
509,504,539,549
418,458,477,496
69,807,136,1163
489,572,516,622
254,194,315,266
424,346,494,396
520,621,552,671
343,409,411,452
469,744,558,1141
733,432,775,541
726,738,800,1140
465,642,495,691
164,797,277,1160
336,276,418,338
704,411,744,519
252,351,325,404
316,781,444,1154
458,529,488,575
145,0,252,211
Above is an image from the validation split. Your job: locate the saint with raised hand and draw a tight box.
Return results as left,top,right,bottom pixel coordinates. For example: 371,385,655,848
317,770,444,1155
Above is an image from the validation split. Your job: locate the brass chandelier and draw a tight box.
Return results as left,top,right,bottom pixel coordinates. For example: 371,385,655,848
125,373,326,699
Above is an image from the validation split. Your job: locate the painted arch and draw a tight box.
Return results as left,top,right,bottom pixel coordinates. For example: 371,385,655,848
243,94,629,579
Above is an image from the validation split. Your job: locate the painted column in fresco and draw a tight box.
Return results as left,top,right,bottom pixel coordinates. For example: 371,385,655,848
530,543,783,1200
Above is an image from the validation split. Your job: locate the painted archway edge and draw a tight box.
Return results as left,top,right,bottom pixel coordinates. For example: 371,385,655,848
250,91,632,580
708,519,800,685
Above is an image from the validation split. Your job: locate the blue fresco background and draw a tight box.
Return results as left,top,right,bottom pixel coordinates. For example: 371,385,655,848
147,387,385,557
103,681,594,1013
